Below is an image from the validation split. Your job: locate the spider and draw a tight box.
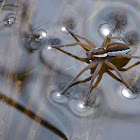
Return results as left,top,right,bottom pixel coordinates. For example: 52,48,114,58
51,25,140,106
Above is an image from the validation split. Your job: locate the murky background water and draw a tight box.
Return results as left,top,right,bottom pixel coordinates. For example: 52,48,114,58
0,0,140,140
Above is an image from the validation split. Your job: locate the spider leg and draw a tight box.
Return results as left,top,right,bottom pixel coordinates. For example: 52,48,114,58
72,71,103,89
101,22,128,48
106,69,122,82
107,36,128,44
66,27,96,49
61,62,97,95
101,36,111,48
51,42,91,51
105,61,135,93
101,35,128,48
70,76,92,87
72,71,104,95
119,61,140,71
85,72,104,107
84,62,103,106
90,72,104,92
55,48,89,63
101,23,116,48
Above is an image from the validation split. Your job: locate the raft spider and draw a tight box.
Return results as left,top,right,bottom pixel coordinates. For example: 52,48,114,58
51,26,140,106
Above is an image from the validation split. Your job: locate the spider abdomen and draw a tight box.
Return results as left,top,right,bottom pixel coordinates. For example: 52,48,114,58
106,43,131,56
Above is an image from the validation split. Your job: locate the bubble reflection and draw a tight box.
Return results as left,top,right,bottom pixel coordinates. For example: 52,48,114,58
99,23,111,37
51,91,67,103
35,29,47,41
78,102,86,109
59,82,74,97
60,26,68,33
121,87,138,99
69,100,95,117
27,29,47,50
46,45,54,52
4,16,16,27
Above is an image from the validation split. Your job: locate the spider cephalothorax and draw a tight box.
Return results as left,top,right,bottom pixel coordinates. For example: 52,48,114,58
51,26,140,106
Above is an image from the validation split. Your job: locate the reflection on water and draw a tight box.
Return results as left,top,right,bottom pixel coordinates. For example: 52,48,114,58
99,23,111,37
121,86,138,99
26,29,48,51
4,15,16,27
0,0,140,140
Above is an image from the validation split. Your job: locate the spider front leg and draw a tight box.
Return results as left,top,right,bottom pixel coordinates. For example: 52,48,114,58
72,70,104,93
55,47,89,63
102,35,128,48
108,36,128,44
72,71,103,89
51,42,91,51
101,23,128,48
101,35,111,48
84,62,103,106
61,62,97,95
71,76,92,87
101,24,115,48
90,72,104,92
66,27,96,49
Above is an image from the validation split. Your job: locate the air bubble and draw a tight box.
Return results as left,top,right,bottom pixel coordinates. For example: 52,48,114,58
51,91,67,103
121,87,138,99
4,16,16,27
99,23,111,37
